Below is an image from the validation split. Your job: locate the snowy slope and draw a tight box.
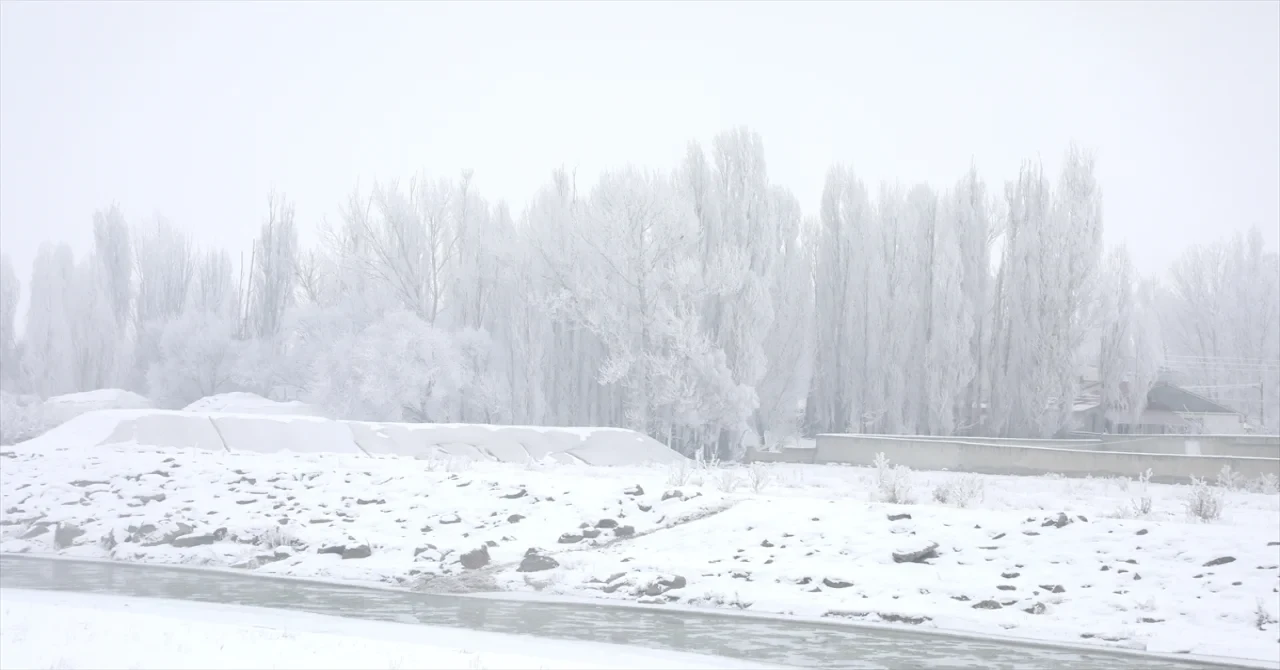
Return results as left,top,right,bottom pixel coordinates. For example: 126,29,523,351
42,389,154,426
183,392,327,418
1,443,1276,664
12,409,688,466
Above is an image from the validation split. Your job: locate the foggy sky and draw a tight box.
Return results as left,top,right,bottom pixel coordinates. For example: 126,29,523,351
2,0,1277,293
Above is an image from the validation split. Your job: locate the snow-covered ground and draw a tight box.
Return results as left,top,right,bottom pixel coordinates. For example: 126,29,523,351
2,439,1277,665
0,588,772,670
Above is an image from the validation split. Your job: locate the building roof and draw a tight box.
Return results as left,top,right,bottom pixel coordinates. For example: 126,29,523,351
1145,382,1239,415
1071,380,1240,416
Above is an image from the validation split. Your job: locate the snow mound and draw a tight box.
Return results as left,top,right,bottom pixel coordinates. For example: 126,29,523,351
41,389,152,426
13,409,686,466
183,392,326,418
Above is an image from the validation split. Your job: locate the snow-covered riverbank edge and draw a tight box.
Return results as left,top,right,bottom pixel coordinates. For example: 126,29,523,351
3,444,1277,665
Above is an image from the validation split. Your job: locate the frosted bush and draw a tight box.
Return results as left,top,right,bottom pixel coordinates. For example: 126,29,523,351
1184,476,1225,522
747,462,773,493
932,474,985,508
874,452,914,504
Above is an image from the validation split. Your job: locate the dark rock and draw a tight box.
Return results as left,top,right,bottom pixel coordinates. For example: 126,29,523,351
558,532,583,544
596,518,619,529
420,524,433,533
992,532,1006,540
53,523,84,549
823,578,854,589
1001,572,1020,579
1022,531,1040,536
582,528,602,539
1024,602,1047,615
501,489,528,500
460,545,491,569
318,545,345,556
624,485,644,496
134,493,167,504
887,513,912,521
1203,556,1235,567
761,539,774,548
455,481,472,487
892,542,939,564
951,595,971,602
171,532,220,548
972,600,1002,610
1100,565,1111,571
341,544,372,559
20,523,51,539
662,490,683,501
518,554,559,572
485,540,498,547
1136,528,1149,536
797,577,812,585
1039,584,1065,593
356,498,386,505
439,515,461,525
614,525,635,537
1041,513,1072,528
413,545,436,557
637,504,652,512
997,584,1016,591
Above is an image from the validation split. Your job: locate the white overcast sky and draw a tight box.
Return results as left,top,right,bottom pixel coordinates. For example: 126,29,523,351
1,0,1277,289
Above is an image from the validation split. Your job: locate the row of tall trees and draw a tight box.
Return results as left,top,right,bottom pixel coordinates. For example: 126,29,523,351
1,128,1276,453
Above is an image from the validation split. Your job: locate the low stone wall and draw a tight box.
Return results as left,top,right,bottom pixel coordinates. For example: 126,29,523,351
1094,434,1280,459
805,434,1279,483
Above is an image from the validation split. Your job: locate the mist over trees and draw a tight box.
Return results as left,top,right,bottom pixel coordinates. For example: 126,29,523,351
2,127,1276,453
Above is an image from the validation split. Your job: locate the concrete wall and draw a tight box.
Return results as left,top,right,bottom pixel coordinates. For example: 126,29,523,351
801,434,1279,483
1094,434,1280,459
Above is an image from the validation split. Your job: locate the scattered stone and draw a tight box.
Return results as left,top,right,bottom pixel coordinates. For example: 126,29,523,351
501,489,528,500
972,600,1002,610
53,523,84,549
439,514,461,525
69,480,110,488
1136,528,1149,536
518,553,559,572
997,585,1016,591
20,523,51,540
596,518,619,529
172,530,223,548
761,539,774,548
951,595,971,602
823,578,853,589
558,532,583,544
1268,541,1279,547
892,542,939,564
582,529,602,539
1022,531,1040,536
878,613,930,624
1024,602,1047,615
318,545,345,556
1100,565,1111,571
420,524,433,533
460,545,491,569
643,575,687,596
614,525,635,538
991,532,1006,540
338,544,371,559
637,504,652,512
1039,584,1065,593
356,498,386,505
887,513,912,521
413,545,436,557
623,485,644,496
662,490,684,501
455,481,472,487
1203,556,1235,567
1002,571,1020,579
1139,617,1165,624
1077,515,1088,522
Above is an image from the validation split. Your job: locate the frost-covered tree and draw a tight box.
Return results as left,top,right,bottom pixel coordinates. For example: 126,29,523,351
1161,226,1279,430
0,254,20,389
145,309,241,408
245,192,298,339
22,243,79,398
1095,246,1136,425
754,189,813,444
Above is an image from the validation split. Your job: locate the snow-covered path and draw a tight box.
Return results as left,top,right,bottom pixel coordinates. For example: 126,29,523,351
0,588,772,670
2,444,1277,664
